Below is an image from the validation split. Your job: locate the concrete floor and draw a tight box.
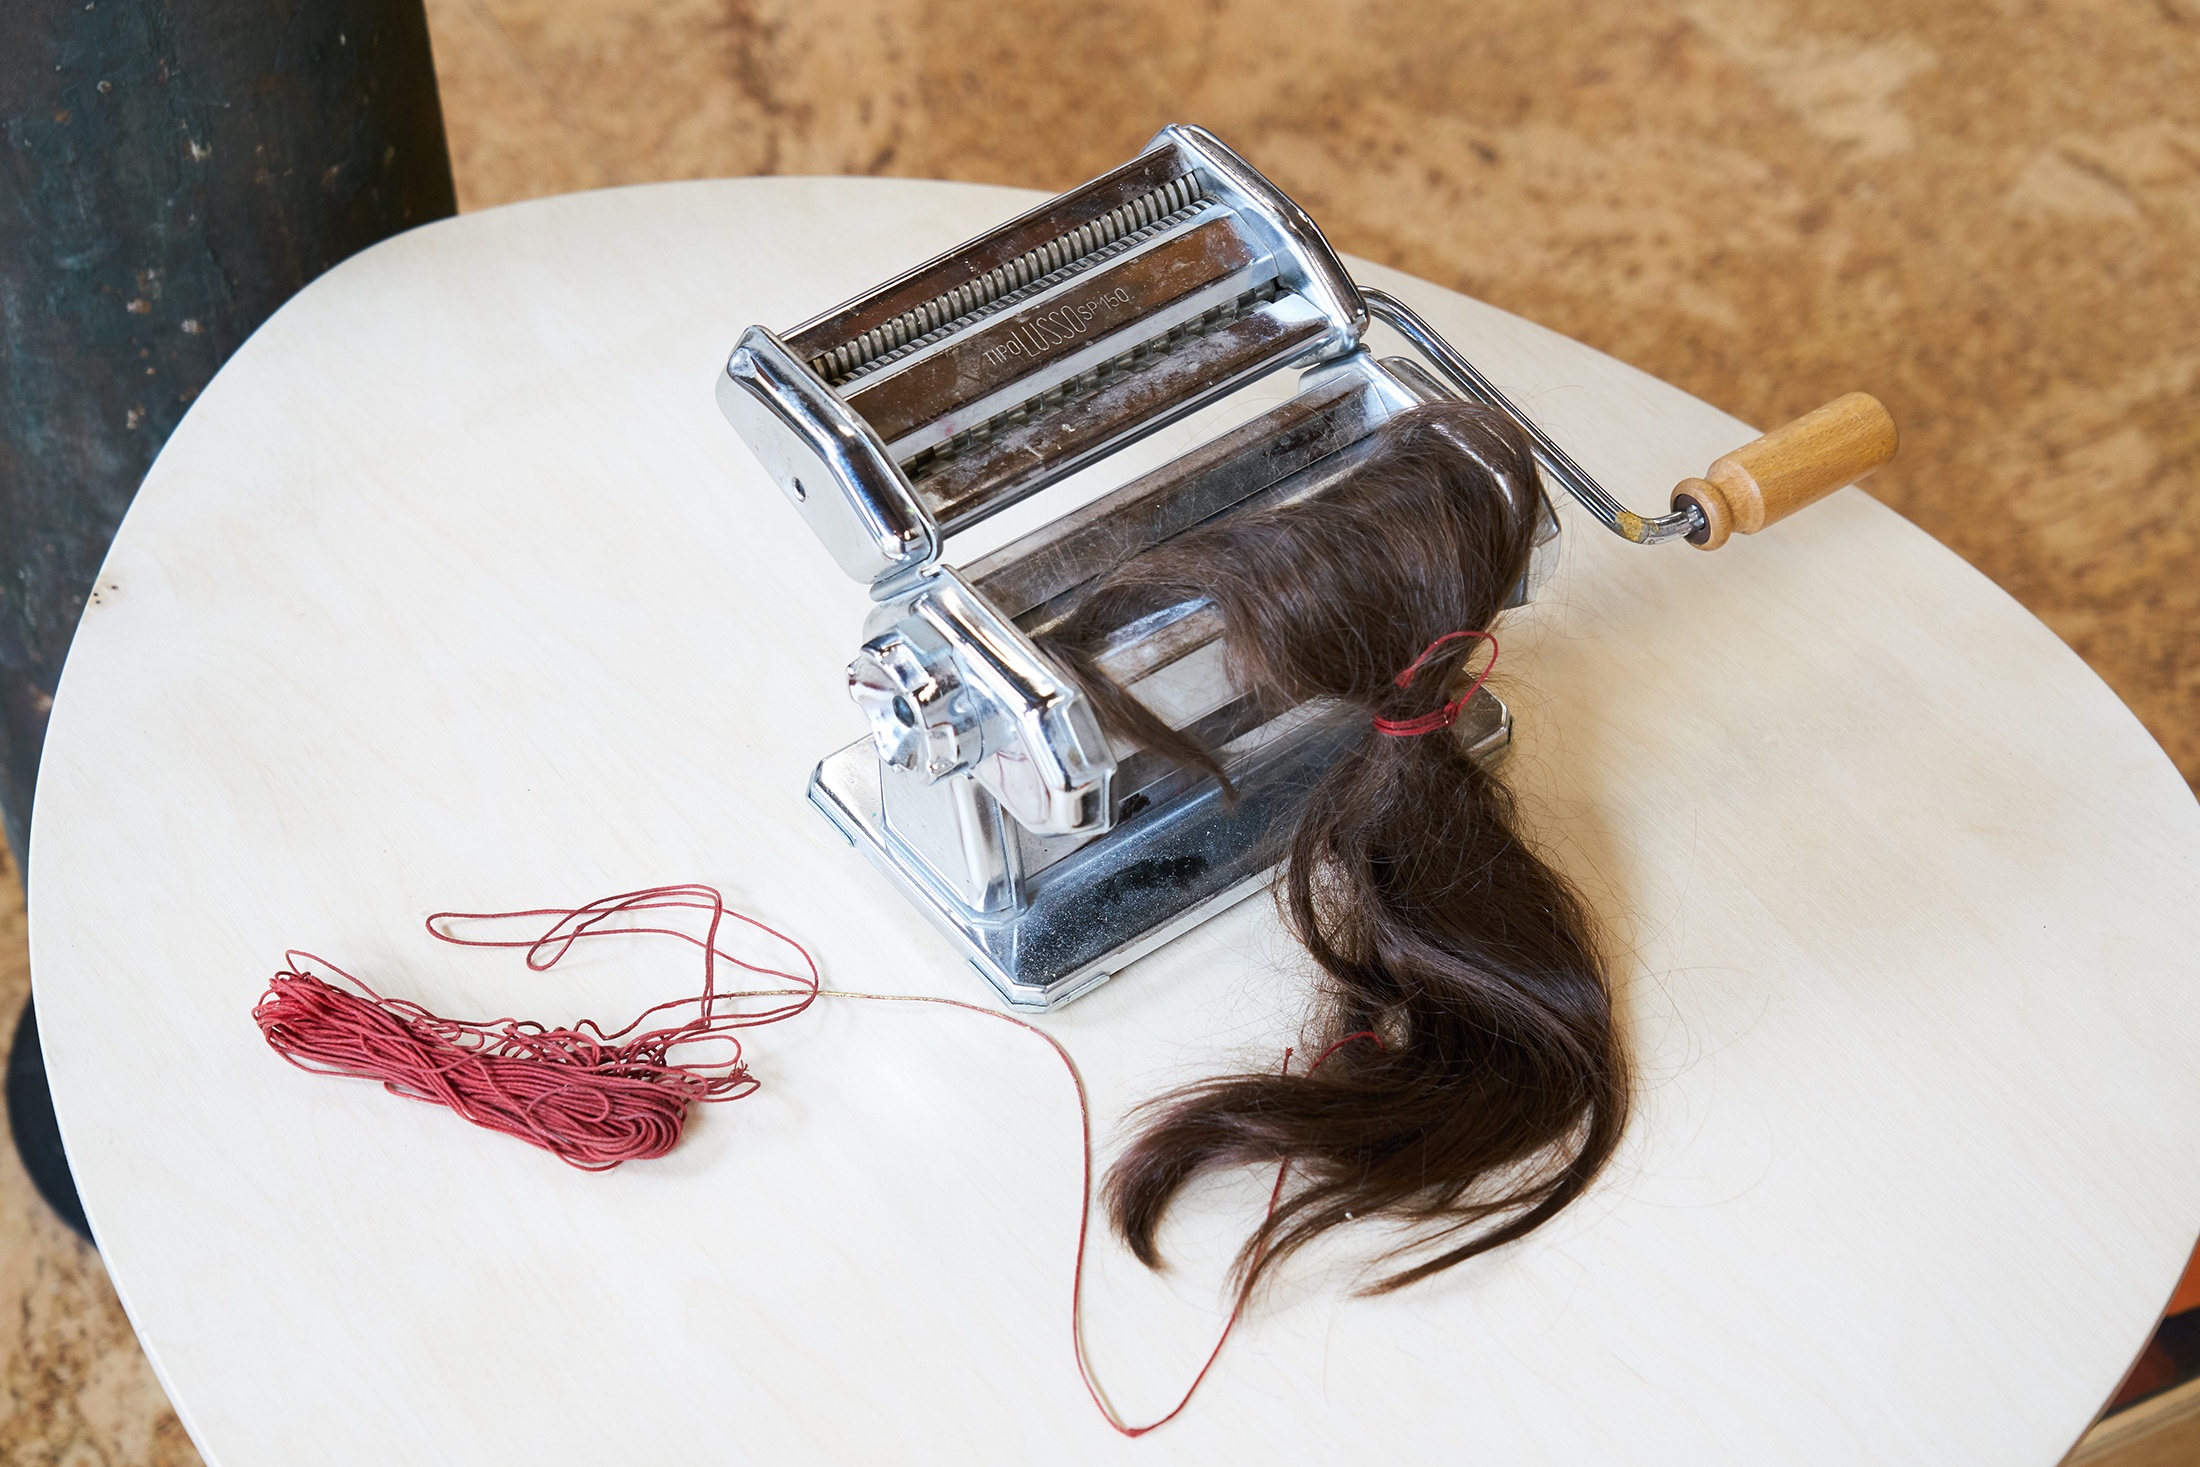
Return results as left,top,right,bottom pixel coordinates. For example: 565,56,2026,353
1,1,2193,1460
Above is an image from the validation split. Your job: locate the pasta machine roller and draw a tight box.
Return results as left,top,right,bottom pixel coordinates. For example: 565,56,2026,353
718,124,1896,1008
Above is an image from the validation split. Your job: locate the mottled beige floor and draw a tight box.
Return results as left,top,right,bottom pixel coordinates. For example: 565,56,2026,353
3,1,2194,1462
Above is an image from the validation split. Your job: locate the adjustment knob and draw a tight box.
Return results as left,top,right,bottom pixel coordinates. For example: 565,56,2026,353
847,626,980,782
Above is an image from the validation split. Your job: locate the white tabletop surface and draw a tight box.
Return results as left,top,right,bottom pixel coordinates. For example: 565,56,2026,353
27,177,2200,1466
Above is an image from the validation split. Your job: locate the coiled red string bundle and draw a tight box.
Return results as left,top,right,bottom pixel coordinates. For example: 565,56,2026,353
253,885,818,1169
252,884,1371,1436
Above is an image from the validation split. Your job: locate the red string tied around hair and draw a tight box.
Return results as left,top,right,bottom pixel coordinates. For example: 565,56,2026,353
1370,629,1499,738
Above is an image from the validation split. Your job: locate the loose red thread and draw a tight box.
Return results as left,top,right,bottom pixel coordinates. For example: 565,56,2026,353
1080,1027,1384,1437
253,886,1377,1436
1371,629,1498,738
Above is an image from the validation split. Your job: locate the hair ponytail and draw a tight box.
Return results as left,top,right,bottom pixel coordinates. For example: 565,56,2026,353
1041,402,1628,1298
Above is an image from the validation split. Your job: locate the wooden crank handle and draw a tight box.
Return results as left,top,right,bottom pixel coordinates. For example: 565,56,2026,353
1670,392,1897,550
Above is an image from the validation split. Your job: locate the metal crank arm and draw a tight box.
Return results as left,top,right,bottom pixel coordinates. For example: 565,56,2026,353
1360,288,1707,546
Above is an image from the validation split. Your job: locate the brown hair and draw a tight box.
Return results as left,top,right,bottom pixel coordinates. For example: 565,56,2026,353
1041,401,1627,1298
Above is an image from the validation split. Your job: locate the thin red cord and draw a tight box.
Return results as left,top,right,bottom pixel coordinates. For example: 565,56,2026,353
1371,629,1498,738
1072,1027,1384,1437
254,885,819,1169
253,887,1377,1435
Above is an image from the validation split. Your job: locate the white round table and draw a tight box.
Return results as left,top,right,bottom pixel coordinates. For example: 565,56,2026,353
28,178,2200,1466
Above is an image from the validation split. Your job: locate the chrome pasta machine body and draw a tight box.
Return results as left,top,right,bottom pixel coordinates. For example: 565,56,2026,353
717,124,1895,1008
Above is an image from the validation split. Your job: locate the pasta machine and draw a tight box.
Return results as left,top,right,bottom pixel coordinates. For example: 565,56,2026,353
717,124,1895,1008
